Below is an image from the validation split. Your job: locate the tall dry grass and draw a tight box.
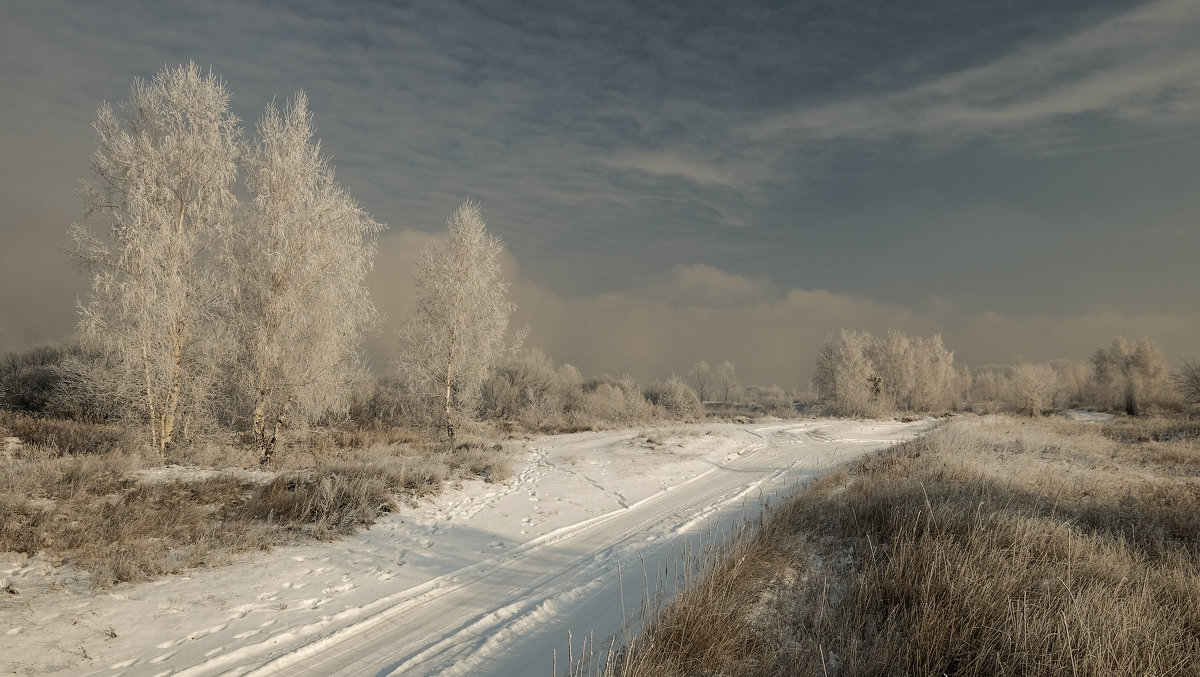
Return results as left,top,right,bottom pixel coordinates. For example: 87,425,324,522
602,414,1200,677
1,415,512,588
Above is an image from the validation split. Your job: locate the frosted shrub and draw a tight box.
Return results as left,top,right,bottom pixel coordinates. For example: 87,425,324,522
582,383,630,424
479,351,558,423
589,375,654,424
745,385,795,416
644,377,703,421
1007,361,1059,416
1176,359,1200,408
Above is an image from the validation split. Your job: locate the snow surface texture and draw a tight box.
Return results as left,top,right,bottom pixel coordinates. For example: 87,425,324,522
1,418,933,676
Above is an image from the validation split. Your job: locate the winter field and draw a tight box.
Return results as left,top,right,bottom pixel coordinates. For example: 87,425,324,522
1,417,932,676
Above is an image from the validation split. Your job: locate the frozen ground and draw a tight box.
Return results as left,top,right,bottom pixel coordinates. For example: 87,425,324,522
1,417,933,676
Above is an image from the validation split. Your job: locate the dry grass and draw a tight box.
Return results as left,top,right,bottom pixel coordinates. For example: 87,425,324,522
0,410,125,456
604,414,1200,677
1,419,513,588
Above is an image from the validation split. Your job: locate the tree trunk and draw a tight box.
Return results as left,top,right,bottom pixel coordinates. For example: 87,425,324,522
160,320,185,454
444,350,455,447
444,364,455,447
254,393,275,466
142,341,160,452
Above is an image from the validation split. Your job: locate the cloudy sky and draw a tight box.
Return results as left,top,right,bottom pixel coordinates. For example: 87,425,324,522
2,0,1198,389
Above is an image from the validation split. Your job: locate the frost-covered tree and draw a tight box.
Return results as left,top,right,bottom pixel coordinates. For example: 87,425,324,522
394,201,515,444
814,330,883,418
817,330,955,417
68,63,240,453
229,93,383,465
688,360,713,402
1092,337,1171,415
869,331,914,411
908,334,956,412
715,361,740,403
1176,359,1200,408
1008,361,1059,416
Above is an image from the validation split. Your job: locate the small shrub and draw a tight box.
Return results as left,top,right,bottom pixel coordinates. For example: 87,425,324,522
644,377,702,421
1007,361,1059,416
1175,359,1200,408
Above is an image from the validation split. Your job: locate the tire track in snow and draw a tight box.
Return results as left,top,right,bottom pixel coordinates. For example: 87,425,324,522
224,420,931,677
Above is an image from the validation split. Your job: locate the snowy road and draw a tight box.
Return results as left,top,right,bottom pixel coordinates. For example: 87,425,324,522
1,418,932,676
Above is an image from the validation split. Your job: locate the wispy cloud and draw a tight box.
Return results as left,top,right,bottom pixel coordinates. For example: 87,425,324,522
746,0,1200,144
597,151,744,188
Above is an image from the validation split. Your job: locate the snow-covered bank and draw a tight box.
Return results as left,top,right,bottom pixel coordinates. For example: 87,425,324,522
1,418,934,676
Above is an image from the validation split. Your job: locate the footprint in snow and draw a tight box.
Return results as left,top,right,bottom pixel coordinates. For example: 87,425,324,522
149,649,178,664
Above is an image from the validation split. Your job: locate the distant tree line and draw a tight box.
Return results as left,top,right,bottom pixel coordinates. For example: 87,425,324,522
812,330,1191,417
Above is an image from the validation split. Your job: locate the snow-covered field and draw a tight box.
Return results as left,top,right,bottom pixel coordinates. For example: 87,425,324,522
1,418,933,676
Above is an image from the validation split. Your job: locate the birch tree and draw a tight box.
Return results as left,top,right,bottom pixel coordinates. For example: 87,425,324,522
68,63,240,453
715,361,739,403
394,201,515,444
814,330,883,418
230,93,383,465
688,360,713,402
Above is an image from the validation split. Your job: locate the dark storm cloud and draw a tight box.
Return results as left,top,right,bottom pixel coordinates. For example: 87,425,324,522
2,0,1198,380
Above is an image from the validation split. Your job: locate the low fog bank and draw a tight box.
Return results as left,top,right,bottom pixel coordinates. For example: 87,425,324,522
363,230,1198,390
